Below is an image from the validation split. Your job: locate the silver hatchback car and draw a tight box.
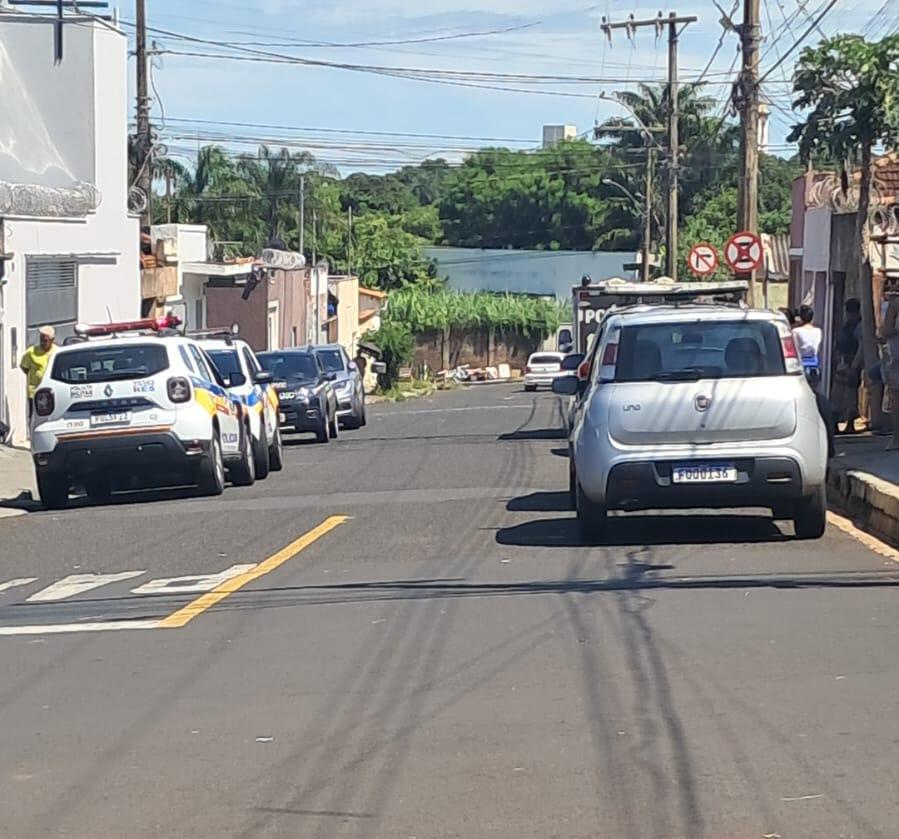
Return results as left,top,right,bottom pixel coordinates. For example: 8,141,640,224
554,305,829,543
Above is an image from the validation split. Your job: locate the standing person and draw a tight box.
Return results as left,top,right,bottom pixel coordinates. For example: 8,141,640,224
792,305,823,373
832,299,863,435
880,291,899,450
19,326,57,421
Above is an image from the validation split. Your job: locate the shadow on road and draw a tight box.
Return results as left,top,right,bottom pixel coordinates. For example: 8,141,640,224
497,427,567,441
208,568,899,613
496,512,789,547
505,490,571,513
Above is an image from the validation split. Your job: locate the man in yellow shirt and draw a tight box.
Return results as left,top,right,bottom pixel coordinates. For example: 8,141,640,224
20,325,57,418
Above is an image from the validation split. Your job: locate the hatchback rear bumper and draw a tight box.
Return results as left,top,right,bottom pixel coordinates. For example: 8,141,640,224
603,456,804,511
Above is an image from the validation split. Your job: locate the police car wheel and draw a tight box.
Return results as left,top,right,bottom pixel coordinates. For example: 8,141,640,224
37,473,69,510
230,424,256,487
253,425,270,480
199,432,226,496
269,426,284,472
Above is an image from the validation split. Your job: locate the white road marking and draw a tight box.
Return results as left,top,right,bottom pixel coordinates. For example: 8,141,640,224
26,571,145,603
131,564,256,596
0,578,37,594
0,620,159,636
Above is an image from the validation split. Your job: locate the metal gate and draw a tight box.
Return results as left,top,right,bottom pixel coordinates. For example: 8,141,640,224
26,258,77,346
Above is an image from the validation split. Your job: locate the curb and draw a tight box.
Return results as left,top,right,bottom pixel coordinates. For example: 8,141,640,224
827,465,899,547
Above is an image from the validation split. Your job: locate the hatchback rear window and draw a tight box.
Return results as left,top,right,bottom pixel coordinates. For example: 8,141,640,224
51,344,169,383
615,320,785,382
529,355,562,365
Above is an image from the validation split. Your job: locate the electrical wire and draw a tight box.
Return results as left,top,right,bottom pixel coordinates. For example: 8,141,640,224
758,0,839,84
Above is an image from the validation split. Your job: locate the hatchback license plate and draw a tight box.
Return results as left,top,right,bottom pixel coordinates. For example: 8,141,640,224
90,411,131,427
672,464,737,484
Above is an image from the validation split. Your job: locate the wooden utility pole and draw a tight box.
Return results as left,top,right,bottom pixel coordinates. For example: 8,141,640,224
735,0,761,303
298,174,305,255
600,11,697,282
347,206,353,277
643,148,654,283
135,0,152,226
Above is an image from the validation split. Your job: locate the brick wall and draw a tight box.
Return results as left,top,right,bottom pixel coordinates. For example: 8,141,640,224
412,327,538,371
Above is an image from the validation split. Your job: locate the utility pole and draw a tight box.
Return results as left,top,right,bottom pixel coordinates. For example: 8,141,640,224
135,0,152,226
298,174,305,255
643,148,654,282
735,0,761,304
600,12,696,282
312,207,317,266
347,206,353,277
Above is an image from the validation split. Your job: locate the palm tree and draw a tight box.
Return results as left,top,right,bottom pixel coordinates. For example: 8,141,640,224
152,156,190,223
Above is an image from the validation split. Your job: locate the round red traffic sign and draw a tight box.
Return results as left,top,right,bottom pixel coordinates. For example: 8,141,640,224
687,243,718,277
724,231,764,274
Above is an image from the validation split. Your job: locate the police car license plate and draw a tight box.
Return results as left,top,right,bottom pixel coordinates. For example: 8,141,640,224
672,464,737,484
90,411,132,427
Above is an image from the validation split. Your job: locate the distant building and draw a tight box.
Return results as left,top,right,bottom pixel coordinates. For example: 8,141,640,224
542,124,577,148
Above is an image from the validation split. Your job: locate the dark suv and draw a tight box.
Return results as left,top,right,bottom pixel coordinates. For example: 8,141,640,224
313,344,366,429
257,349,339,443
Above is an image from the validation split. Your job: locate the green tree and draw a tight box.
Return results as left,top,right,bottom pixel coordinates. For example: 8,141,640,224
340,173,417,215
351,214,434,290
789,33,899,374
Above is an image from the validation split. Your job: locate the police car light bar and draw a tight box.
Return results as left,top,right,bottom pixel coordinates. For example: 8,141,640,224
74,314,183,337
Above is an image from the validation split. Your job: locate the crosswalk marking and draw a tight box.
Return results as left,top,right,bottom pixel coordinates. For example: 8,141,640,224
26,571,145,603
0,578,37,594
130,564,256,596
0,620,159,636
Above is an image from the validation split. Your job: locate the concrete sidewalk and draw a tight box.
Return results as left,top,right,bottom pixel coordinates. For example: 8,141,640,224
828,434,899,545
0,445,36,519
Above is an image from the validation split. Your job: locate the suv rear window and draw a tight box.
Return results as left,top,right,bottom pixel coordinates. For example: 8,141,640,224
51,344,169,383
615,320,785,382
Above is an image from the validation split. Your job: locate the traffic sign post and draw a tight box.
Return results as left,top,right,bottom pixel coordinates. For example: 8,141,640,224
687,243,718,277
724,231,764,275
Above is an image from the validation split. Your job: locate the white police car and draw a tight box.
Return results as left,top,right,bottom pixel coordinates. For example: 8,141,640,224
31,316,257,509
194,329,283,478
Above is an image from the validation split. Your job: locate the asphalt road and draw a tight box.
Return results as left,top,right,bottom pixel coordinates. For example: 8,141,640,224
2,383,898,839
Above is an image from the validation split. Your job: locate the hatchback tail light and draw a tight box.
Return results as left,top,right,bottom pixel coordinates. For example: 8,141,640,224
34,388,54,417
525,365,532,374
167,376,191,403
780,334,802,373
601,342,618,366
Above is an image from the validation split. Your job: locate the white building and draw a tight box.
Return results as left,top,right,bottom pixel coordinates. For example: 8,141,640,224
0,11,139,444
542,124,577,148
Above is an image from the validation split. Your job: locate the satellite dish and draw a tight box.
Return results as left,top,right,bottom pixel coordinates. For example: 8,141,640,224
128,186,148,214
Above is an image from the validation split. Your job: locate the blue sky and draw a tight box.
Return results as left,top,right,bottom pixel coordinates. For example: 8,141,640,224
135,0,897,172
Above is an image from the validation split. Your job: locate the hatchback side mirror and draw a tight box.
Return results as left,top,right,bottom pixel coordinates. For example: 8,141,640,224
561,353,585,371
227,371,247,388
348,360,358,372
253,370,273,385
552,377,578,396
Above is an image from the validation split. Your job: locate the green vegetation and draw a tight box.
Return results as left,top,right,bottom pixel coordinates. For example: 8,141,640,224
146,81,798,284
384,286,565,338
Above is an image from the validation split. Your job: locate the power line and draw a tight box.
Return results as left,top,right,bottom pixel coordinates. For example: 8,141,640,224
758,0,839,84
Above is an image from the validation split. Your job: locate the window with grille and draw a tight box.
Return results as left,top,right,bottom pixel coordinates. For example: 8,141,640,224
26,258,78,345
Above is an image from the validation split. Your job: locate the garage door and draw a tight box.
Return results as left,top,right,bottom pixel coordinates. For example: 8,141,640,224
26,258,77,346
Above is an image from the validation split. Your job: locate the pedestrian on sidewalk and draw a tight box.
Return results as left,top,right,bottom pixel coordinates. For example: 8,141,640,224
880,292,899,450
19,326,56,420
792,305,823,373
832,298,863,435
